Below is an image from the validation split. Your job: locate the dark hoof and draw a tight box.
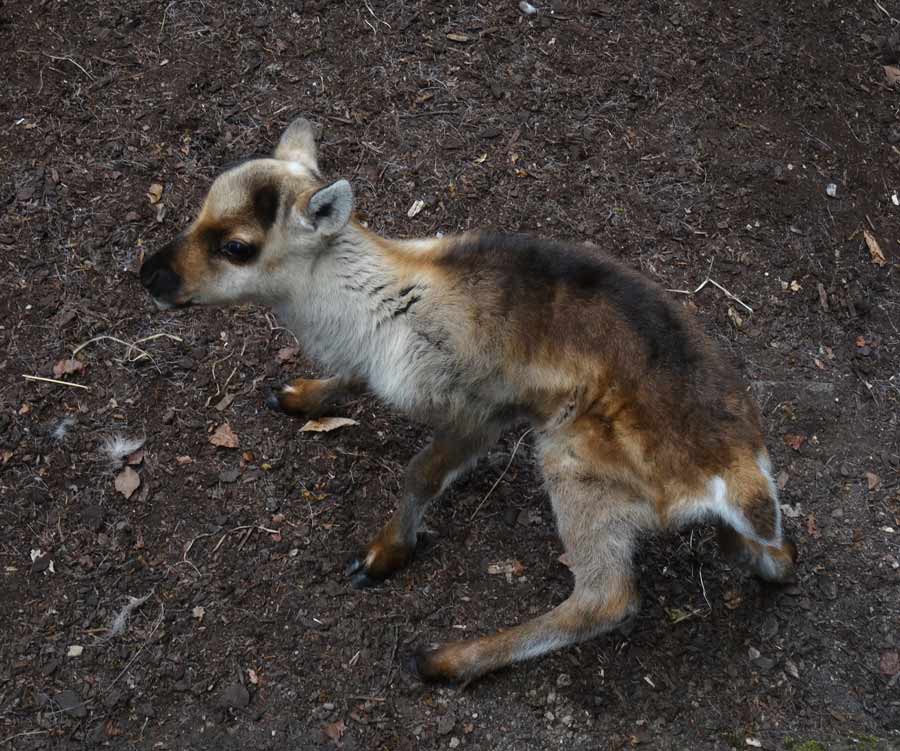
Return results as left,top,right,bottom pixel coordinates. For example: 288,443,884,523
405,646,436,682
405,645,460,685
264,386,285,413
345,555,385,589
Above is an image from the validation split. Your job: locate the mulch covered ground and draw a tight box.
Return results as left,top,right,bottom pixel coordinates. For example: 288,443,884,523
1,1,898,748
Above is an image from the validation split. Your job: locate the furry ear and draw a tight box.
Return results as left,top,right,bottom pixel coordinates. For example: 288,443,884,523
303,180,353,236
274,117,320,173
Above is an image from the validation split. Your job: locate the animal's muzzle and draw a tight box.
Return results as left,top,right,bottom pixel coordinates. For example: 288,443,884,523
140,251,182,302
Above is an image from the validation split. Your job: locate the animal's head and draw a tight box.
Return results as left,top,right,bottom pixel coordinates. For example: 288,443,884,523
140,117,354,309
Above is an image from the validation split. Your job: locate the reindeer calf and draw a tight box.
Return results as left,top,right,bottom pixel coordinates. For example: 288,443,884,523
141,118,797,684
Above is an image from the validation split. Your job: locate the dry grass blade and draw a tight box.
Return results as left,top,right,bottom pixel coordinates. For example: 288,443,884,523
22,374,90,390
72,333,184,366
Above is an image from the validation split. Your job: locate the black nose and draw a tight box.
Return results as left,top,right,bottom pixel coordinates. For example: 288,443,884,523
140,252,181,298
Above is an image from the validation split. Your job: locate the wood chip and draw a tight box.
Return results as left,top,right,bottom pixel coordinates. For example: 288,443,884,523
299,417,358,433
446,32,470,42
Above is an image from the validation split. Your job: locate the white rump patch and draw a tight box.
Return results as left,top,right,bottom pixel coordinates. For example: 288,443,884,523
673,472,779,546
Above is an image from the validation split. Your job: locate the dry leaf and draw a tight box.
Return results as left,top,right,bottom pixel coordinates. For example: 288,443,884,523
175,455,193,465
322,719,347,744
209,422,240,448
275,346,299,363
299,417,358,433
52,358,85,378
147,183,164,204
126,447,144,465
865,471,882,491
487,559,525,577
863,229,886,267
884,65,900,88
446,32,470,42
115,466,141,499
805,513,819,539
783,433,806,451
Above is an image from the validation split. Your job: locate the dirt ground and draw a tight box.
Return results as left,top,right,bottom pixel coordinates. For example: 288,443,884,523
2,0,899,748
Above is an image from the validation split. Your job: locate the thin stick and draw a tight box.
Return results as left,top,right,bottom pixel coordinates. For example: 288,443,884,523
698,564,711,612
42,53,94,80
874,0,897,22
72,333,182,362
211,525,280,554
469,428,534,521
666,257,754,313
707,279,754,314
22,374,90,390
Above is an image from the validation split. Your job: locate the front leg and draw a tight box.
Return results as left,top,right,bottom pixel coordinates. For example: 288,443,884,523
347,425,501,588
266,376,363,417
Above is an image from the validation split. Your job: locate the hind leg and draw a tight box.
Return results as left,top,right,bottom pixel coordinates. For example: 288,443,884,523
413,451,646,684
717,525,797,583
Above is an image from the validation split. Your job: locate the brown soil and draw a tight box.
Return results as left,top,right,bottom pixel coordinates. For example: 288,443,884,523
2,1,899,749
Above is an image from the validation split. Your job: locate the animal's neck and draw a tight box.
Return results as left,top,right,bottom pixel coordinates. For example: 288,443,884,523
278,223,407,379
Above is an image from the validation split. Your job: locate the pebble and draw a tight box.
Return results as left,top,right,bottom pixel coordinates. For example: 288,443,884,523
437,713,455,736
825,182,838,197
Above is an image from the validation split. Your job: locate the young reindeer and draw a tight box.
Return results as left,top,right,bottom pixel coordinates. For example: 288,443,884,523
141,117,797,684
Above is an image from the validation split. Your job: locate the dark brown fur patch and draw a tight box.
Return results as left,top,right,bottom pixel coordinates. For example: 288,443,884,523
440,233,701,371
742,491,777,541
252,184,280,231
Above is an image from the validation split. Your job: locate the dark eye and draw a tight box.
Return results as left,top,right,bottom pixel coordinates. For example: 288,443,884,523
220,240,256,262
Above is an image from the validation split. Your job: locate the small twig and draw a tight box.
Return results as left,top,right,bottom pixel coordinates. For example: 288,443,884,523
469,428,534,520
698,565,711,612
363,0,391,27
874,0,898,23
211,525,280,554
707,279,754,314
72,333,183,363
22,374,90,390
381,625,401,691
666,257,753,313
42,53,94,80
